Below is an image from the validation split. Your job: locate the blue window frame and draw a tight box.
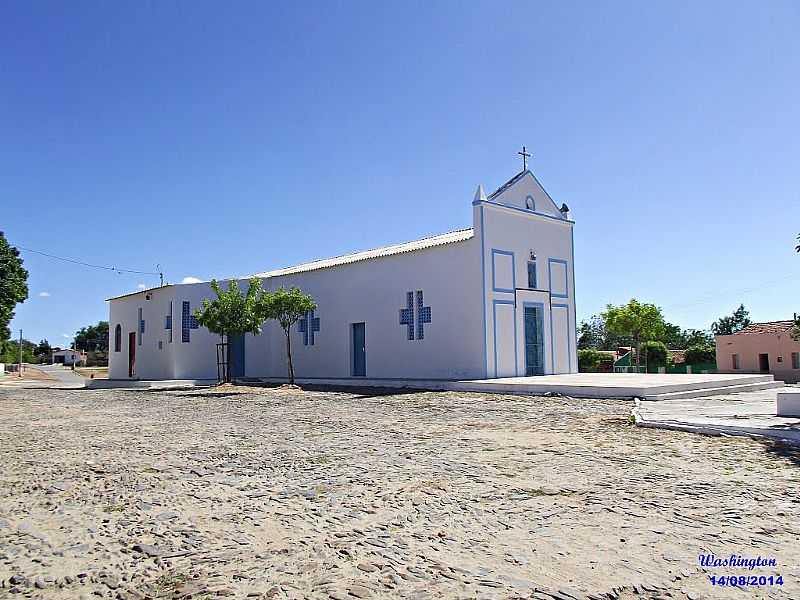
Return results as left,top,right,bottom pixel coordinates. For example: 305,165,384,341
527,261,537,289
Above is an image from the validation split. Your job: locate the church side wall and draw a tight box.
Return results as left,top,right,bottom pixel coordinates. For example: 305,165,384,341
255,238,483,380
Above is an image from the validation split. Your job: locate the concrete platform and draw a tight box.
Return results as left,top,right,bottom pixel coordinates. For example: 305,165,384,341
635,387,800,446
85,372,782,400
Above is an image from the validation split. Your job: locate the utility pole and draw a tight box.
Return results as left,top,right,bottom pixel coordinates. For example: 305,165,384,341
18,329,22,377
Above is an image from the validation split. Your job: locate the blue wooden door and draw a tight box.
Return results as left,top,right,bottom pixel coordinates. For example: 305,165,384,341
524,306,544,376
229,334,245,378
352,323,366,376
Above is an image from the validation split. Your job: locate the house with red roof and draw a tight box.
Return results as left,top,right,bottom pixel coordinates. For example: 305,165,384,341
715,319,800,383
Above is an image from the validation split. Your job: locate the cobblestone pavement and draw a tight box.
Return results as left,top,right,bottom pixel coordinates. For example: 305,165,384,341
1,386,798,600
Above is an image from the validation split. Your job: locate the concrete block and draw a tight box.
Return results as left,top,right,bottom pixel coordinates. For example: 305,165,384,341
777,391,800,417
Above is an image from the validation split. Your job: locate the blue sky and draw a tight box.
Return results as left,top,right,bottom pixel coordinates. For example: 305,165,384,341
2,1,798,345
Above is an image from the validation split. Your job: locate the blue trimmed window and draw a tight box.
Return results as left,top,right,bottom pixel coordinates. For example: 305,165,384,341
399,290,431,341
527,261,537,289
137,308,144,345
298,310,320,346
182,301,198,343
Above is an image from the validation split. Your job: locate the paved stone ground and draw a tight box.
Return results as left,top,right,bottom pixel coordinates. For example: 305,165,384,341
1,386,799,600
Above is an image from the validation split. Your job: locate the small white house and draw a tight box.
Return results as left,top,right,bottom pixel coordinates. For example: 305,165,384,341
107,168,578,382
53,349,84,366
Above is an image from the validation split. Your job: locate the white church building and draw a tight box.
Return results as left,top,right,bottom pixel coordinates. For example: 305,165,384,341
107,168,578,383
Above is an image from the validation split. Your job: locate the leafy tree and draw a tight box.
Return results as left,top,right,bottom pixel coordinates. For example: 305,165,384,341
792,314,800,342
661,322,686,348
711,304,751,336
1,338,36,364
0,232,29,350
602,299,666,370
685,344,716,365
639,341,667,372
34,339,52,362
194,278,266,383
684,329,713,347
260,287,317,385
74,321,109,352
577,317,604,350
578,348,603,372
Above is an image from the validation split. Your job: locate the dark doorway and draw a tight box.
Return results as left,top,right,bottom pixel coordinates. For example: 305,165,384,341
128,332,136,378
759,353,770,372
352,323,366,377
524,305,545,376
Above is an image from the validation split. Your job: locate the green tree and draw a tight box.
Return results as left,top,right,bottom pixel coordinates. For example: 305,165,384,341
661,322,686,348
602,299,666,370
34,339,52,363
711,304,751,336
1,338,36,364
684,344,716,365
75,321,109,352
578,348,603,372
577,316,604,350
0,232,29,350
194,278,266,383
639,341,667,372
260,287,317,385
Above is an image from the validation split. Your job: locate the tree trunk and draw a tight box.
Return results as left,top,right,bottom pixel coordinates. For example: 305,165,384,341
634,333,640,372
224,334,231,383
284,328,295,385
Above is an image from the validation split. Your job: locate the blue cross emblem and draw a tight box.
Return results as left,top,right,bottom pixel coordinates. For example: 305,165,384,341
298,310,320,345
399,290,431,341
181,301,199,343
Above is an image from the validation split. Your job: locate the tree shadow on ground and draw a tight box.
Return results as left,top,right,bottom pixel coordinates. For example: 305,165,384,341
760,439,800,467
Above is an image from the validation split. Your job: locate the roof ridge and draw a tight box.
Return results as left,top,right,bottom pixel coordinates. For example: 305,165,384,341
254,227,474,278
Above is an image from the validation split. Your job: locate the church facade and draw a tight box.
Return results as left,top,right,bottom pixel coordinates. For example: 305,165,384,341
107,169,577,382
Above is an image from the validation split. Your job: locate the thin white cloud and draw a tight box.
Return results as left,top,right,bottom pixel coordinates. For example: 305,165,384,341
38,291,51,297
181,276,203,284
137,283,146,290
62,333,70,338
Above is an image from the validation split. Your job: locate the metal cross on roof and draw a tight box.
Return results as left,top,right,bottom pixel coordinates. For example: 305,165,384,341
518,145,532,171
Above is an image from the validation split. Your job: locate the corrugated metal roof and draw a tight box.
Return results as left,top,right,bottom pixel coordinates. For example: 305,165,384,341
107,228,474,301
106,284,175,302
254,227,474,278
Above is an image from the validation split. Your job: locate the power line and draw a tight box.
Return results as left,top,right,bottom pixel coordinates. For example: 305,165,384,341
16,245,162,277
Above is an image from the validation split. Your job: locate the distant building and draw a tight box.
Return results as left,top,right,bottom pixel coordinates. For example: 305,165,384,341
715,321,800,383
52,348,85,366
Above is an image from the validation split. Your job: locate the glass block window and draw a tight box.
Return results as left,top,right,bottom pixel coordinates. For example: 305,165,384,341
527,261,537,289
732,354,740,370
114,324,122,353
399,290,431,341
792,352,799,369
298,310,320,346
138,308,143,346
182,301,198,343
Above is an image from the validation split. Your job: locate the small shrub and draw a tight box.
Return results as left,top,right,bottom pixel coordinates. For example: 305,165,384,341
685,344,716,365
639,341,667,372
578,348,603,372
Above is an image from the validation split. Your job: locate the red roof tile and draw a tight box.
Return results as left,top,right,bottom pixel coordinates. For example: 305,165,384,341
733,321,795,335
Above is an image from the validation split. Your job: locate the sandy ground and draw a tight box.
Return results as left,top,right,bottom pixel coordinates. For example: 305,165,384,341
0,386,798,600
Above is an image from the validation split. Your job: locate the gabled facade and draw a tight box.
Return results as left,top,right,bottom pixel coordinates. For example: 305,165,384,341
108,170,578,382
